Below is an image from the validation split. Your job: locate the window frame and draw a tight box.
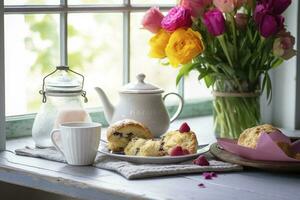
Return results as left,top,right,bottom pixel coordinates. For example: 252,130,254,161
1,1,299,150
295,1,300,129
1,1,213,144
0,1,5,150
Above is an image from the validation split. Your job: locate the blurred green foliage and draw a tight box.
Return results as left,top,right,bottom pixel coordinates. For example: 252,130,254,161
25,14,59,73
24,14,115,72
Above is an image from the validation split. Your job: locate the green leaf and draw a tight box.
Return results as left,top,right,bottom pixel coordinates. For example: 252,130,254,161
198,68,212,80
240,51,251,68
271,58,284,68
204,75,215,88
176,72,184,86
176,63,198,85
262,72,272,103
262,73,267,93
266,73,272,103
249,66,256,82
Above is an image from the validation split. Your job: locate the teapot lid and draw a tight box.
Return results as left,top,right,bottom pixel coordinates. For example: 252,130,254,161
120,74,164,94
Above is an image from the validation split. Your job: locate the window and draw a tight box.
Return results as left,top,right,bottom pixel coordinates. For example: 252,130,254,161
1,0,213,140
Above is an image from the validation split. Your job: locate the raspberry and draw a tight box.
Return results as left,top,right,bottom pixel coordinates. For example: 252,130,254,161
170,146,185,156
179,122,190,133
183,149,190,155
193,155,210,166
198,183,205,188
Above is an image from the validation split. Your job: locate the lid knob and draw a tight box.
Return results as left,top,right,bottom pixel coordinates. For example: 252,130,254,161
137,73,146,83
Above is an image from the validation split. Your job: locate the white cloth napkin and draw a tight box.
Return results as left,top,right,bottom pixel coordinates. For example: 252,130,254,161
15,146,242,180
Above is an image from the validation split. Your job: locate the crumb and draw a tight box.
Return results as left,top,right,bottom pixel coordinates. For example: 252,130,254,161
198,183,205,188
202,172,218,180
210,172,217,177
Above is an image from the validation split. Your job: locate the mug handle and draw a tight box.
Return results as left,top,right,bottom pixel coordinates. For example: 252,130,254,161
50,129,65,157
163,92,184,123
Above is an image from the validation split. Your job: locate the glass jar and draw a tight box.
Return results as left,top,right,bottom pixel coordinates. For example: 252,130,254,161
32,66,91,148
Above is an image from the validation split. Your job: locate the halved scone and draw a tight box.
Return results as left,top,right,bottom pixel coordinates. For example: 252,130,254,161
124,137,166,156
162,130,198,155
106,119,153,152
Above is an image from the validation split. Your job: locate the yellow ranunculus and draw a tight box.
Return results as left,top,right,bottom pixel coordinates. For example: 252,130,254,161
149,29,170,58
165,28,205,67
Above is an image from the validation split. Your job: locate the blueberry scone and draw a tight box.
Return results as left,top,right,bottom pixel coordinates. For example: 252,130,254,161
106,119,153,152
237,124,280,149
162,123,198,155
124,137,166,156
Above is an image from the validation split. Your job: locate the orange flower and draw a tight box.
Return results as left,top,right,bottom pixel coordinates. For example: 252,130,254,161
165,28,205,67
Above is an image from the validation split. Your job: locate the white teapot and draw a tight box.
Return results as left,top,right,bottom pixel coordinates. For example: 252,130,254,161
95,74,183,137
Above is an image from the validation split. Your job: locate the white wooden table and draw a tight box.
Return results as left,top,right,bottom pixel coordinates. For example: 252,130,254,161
0,116,300,200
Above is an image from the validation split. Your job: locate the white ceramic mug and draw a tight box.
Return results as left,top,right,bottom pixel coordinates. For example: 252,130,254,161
50,122,101,166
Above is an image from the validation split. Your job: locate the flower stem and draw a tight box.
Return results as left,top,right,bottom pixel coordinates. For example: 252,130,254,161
228,13,238,61
218,35,233,67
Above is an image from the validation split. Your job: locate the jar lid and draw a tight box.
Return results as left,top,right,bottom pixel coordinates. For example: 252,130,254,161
45,71,82,94
120,74,164,94
40,66,88,103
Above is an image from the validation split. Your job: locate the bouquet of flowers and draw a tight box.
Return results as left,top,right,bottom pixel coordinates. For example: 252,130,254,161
141,0,296,139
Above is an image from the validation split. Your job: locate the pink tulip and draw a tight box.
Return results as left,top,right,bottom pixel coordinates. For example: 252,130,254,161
213,0,246,13
273,30,296,60
180,0,212,17
234,0,246,8
213,0,234,13
141,7,164,33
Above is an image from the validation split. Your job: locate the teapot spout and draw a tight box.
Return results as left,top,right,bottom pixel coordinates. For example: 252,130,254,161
94,87,114,124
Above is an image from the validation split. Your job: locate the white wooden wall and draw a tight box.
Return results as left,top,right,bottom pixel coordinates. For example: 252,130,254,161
261,0,299,131
272,0,299,130
0,1,5,150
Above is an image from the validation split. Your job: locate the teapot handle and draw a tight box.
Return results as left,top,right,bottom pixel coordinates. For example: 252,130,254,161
163,93,184,123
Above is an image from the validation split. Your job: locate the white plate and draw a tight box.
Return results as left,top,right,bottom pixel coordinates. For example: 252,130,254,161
99,144,210,164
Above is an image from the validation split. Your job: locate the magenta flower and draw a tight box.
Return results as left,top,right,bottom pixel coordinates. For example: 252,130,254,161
203,9,225,36
259,15,278,37
141,7,164,33
254,3,285,38
254,4,268,24
261,0,291,15
180,0,212,18
272,0,291,14
161,6,192,32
